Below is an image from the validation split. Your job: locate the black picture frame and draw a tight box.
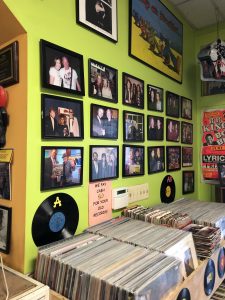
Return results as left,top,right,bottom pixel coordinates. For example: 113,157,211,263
41,146,83,191
201,81,225,96
166,146,181,172
0,205,12,254
40,39,85,96
166,119,180,142
182,147,193,167
88,59,118,103
41,94,84,140
0,163,11,200
122,72,144,109
123,145,144,177
181,97,192,120
147,84,164,112
181,121,193,144
90,104,118,139
147,115,164,141
76,0,118,43
0,41,19,87
90,145,119,182
183,171,194,194
123,110,144,142
148,146,165,174
166,91,180,118
217,163,225,187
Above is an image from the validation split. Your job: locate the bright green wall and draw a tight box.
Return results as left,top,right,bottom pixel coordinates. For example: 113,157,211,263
4,0,198,273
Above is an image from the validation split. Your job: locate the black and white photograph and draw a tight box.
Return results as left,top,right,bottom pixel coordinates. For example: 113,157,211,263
182,147,193,167
90,104,118,139
0,163,11,200
166,146,181,172
76,0,118,42
124,111,144,142
148,146,165,174
89,59,118,103
90,145,118,182
147,115,164,141
166,119,180,142
41,94,83,139
147,84,163,112
166,91,180,118
122,73,144,109
217,163,225,187
123,145,144,177
181,122,193,144
0,206,11,254
183,171,194,194
181,97,192,120
40,39,85,95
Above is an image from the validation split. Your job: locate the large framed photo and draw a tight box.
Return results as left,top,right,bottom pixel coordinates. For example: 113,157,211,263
41,94,84,139
76,0,118,43
147,84,163,112
181,122,193,144
166,146,181,172
147,115,164,141
123,145,144,177
183,171,194,194
122,73,144,109
0,41,19,87
166,91,180,118
181,97,192,120
148,146,165,174
201,81,225,96
89,59,118,103
124,111,144,142
40,39,85,95
41,147,83,191
90,145,118,182
129,0,183,83
217,163,225,187
166,119,180,142
90,104,118,139
182,147,193,167
0,206,12,254
0,163,11,200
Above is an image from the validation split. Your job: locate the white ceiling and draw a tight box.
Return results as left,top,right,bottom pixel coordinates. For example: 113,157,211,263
168,0,225,30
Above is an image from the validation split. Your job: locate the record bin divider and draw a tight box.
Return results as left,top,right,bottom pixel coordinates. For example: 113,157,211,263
49,289,68,300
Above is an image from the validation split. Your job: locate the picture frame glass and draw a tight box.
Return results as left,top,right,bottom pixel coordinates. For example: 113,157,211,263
181,97,192,120
181,122,193,144
147,84,163,112
0,206,11,254
182,147,193,167
148,147,165,174
124,111,144,142
123,73,144,109
183,171,194,194
0,163,11,200
147,115,164,141
166,147,181,171
123,145,144,176
166,92,180,118
166,119,180,142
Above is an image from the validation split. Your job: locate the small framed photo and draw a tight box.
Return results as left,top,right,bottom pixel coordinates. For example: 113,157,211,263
123,111,144,142
0,206,12,254
181,122,193,144
182,147,193,167
0,41,19,87
217,163,225,187
123,145,144,177
89,59,118,103
122,73,144,109
147,115,164,141
147,84,163,112
90,145,119,182
76,0,118,43
166,146,181,172
41,147,83,191
41,94,84,139
181,97,192,120
166,119,180,142
183,171,194,194
148,146,165,174
90,104,118,139
166,91,180,118
40,39,85,95
0,163,11,200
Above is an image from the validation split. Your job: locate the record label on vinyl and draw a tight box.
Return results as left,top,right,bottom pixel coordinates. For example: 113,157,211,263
32,193,79,247
160,175,176,203
218,247,225,278
204,259,215,296
176,288,191,300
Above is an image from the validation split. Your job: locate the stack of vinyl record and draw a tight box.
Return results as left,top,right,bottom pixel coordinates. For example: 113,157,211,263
34,232,183,300
211,279,225,299
123,205,192,229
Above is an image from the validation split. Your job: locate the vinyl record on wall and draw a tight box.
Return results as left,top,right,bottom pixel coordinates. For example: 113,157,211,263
176,288,191,300
160,175,176,203
204,259,216,296
218,247,225,278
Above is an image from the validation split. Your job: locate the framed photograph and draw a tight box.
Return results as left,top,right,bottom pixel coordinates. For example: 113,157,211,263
166,119,180,142
123,145,144,177
123,111,144,142
41,94,84,139
40,39,85,95
166,146,181,172
76,0,118,43
122,73,144,109
41,147,83,191
201,80,225,96
181,97,192,120
182,147,193,167
217,163,225,187
147,115,164,141
0,41,19,87
89,59,118,103
183,171,194,194
181,122,193,144
0,206,12,254
90,104,118,139
147,84,164,112
0,163,11,200
148,146,165,174
129,0,183,83
166,91,180,118
90,145,119,182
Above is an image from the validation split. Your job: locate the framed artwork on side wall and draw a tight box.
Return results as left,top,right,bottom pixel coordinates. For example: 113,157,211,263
0,205,12,254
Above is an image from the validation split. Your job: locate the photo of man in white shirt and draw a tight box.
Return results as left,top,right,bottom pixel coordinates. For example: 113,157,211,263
60,56,81,91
